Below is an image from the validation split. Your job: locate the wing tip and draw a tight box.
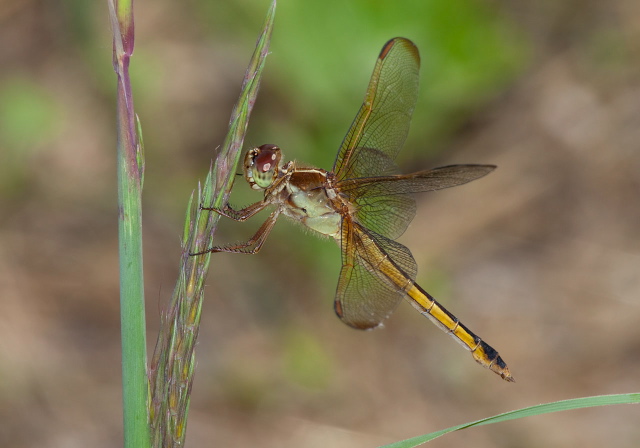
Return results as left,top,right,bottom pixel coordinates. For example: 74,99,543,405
334,299,385,330
380,37,420,64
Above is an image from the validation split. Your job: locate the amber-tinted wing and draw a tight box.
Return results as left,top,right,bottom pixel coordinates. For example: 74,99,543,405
336,165,496,240
333,38,420,181
335,218,417,329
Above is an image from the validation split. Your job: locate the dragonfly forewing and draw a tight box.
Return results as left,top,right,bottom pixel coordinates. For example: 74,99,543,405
337,164,497,197
336,164,496,241
334,38,420,180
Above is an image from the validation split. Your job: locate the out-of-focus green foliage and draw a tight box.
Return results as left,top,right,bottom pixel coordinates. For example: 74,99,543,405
0,77,60,149
0,77,61,196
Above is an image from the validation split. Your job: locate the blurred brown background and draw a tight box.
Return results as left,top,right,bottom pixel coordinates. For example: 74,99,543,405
1,0,639,447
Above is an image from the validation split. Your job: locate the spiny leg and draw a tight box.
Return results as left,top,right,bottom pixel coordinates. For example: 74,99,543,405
200,200,270,222
190,209,281,256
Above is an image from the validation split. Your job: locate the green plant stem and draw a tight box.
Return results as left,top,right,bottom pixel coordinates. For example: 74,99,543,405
109,1,151,447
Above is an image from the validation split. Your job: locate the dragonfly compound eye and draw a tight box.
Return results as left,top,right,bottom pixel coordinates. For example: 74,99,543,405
245,144,282,190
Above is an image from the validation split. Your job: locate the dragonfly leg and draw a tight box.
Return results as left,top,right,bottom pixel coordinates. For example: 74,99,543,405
190,209,281,256
200,200,269,222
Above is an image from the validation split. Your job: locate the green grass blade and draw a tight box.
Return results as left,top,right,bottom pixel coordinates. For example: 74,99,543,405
148,2,276,447
380,393,640,448
108,0,151,447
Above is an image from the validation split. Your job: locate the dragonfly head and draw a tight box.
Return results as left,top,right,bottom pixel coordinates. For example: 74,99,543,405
244,144,284,190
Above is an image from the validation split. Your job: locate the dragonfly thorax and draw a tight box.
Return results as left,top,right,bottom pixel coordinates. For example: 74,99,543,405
244,144,284,190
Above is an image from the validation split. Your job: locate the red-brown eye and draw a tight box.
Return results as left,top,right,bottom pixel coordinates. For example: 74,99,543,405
254,144,279,173
244,144,282,190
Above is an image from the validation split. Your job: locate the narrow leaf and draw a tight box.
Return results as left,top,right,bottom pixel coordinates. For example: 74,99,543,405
380,393,640,448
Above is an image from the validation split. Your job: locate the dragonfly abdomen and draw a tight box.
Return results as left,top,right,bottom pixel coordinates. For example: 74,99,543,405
405,283,514,382
369,244,513,381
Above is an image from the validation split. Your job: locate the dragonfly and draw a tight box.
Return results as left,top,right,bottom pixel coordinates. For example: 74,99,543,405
193,37,513,382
